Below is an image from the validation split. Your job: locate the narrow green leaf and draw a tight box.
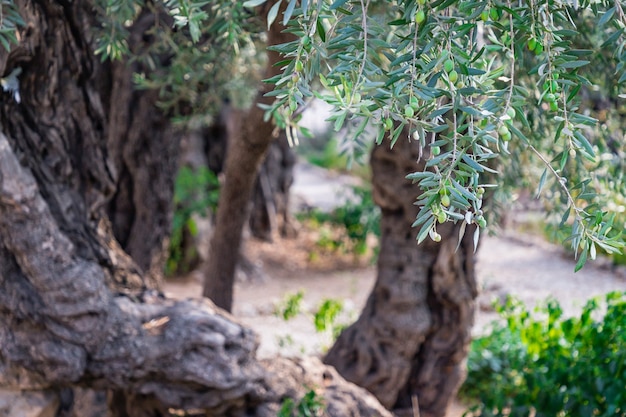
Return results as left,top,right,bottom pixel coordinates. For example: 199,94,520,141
456,221,467,251
330,0,350,10
559,207,571,227
557,60,590,69
406,171,435,181
573,130,595,159
473,226,480,253
333,111,347,132
416,218,435,245
0,35,11,52
302,0,308,17
390,124,404,148
283,0,297,25
575,248,588,272
267,0,282,30
451,179,476,202
598,7,616,26
536,168,548,198
590,242,597,260
242,0,267,8
601,28,624,48
461,155,484,172
316,18,326,42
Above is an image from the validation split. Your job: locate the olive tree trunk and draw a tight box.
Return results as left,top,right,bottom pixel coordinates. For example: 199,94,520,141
0,2,391,416
325,138,478,417
202,5,296,311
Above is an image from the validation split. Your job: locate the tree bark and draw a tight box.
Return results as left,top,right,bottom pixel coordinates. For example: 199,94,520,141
202,113,296,242
106,56,179,284
325,138,478,417
202,7,296,311
249,132,297,241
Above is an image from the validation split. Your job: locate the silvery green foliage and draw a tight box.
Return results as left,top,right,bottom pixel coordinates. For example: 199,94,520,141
8,0,624,269
0,1,22,52
252,0,626,269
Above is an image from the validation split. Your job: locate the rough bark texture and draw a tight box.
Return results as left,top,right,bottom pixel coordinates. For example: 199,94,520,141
325,138,478,417
202,8,296,311
106,56,179,284
0,2,391,416
249,132,297,241
202,112,296,243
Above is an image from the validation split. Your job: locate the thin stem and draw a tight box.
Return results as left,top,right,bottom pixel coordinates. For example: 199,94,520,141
528,143,578,212
350,0,370,107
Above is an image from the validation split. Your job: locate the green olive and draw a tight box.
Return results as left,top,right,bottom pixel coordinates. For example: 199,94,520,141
431,145,441,156
550,80,559,93
415,10,426,24
295,60,304,72
441,194,451,207
448,70,458,84
384,117,393,131
404,105,415,118
476,216,487,228
545,93,556,103
506,107,516,119
437,212,447,224
550,101,559,112
527,38,537,52
432,232,442,242
444,59,454,73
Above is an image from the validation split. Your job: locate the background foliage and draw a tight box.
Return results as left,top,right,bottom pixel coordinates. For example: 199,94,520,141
461,293,626,416
166,166,220,276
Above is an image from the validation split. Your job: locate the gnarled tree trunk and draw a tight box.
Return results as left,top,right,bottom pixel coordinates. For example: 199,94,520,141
325,138,478,417
0,1,391,416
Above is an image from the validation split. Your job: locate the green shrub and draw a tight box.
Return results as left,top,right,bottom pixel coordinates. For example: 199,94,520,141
314,298,345,340
278,389,324,417
166,166,220,276
275,291,304,321
461,292,626,417
297,185,380,257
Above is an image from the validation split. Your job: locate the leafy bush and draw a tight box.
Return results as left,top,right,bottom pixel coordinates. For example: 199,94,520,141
278,389,324,417
461,292,626,417
166,166,220,276
275,291,304,321
274,293,347,352
314,298,345,341
298,185,380,257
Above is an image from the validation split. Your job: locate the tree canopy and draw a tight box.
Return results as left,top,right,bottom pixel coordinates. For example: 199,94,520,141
2,0,624,268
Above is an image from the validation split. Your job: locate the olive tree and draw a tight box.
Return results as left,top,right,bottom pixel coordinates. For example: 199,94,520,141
1,0,625,416
246,1,626,413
